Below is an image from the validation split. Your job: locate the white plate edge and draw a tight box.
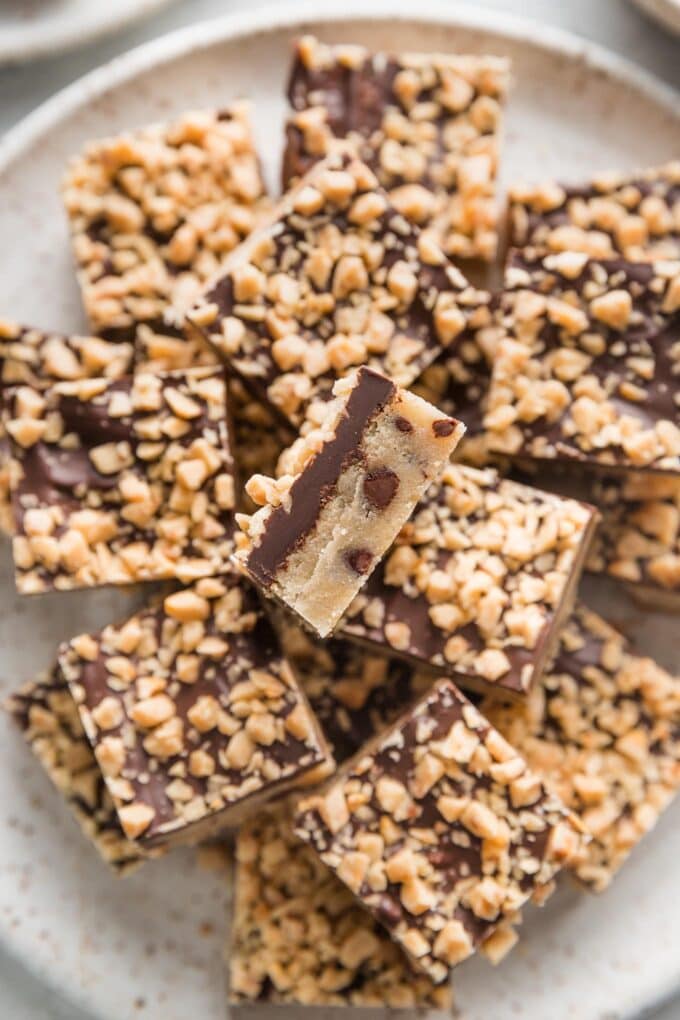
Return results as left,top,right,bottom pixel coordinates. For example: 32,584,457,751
0,1,679,1016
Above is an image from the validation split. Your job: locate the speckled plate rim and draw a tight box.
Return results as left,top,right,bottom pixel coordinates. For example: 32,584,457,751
0,0,181,67
0,2,679,1017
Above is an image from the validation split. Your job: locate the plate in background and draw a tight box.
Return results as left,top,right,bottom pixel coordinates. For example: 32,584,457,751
0,2,679,1018
0,0,181,66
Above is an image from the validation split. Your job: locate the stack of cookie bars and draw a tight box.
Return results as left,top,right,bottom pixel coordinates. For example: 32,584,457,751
3,33,680,1011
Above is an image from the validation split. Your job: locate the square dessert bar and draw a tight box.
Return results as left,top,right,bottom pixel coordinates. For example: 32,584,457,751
295,678,584,984
0,319,135,535
7,366,236,594
482,605,680,892
230,803,451,1008
484,252,680,474
58,575,332,849
6,668,145,874
280,622,433,763
235,367,465,638
342,463,598,696
587,473,680,611
62,105,269,341
189,149,493,429
509,161,680,262
284,35,510,261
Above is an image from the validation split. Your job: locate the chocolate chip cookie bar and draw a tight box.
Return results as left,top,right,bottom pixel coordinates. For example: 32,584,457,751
295,678,584,984
484,252,680,474
280,622,433,763
7,366,236,593
229,803,451,1008
62,106,269,341
342,463,598,696
283,35,510,261
189,149,492,428
57,576,332,849
483,605,680,892
509,161,680,262
0,318,135,534
235,367,464,638
6,667,146,873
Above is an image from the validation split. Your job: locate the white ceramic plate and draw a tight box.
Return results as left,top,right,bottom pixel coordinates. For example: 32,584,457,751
632,0,680,35
0,0,181,66
0,3,679,1018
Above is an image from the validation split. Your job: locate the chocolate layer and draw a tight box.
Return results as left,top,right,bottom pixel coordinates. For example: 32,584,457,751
247,368,396,584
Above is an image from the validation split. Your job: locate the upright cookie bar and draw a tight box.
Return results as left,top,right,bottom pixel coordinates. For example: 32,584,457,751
295,678,583,984
343,463,598,696
483,605,680,892
509,162,680,262
484,252,680,474
0,319,135,534
189,149,492,428
229,804,451,1008
236,368,464,638
6,667,145,873
7,367,236,594
284,35,510,261
58,576,331,849
62,106,269,341
280,622,433,763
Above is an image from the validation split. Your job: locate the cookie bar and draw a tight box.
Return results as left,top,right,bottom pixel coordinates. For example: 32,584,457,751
229,803,451,1008
586,473,680,611
342,463,598,696
280,622,432,763
509,161,680,262
133,317,218,372
235,367,465,638
0,318,135,534
7,366,236,594
283,35,510,261
295,678,584,984
189,149,492,428
6,667,145,874
482,605,680,892
57,576,332,849
62,105,269,341
484,252,680,474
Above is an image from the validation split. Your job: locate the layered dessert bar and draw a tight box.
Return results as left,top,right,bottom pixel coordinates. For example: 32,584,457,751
6,667,146,873
295,678,584,984
483,605,680,892
7,366,236,593
58,575,331,849
509,161,680,262
342,463,598,695
280,622,433,763
229,804,451,1008
484,252,680,474
283,35,510,261
62,106,269,341
235,367,464,637
189,149,492,428
0,318,134,534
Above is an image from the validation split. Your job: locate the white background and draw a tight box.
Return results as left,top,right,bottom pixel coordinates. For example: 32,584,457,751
0,1,678,1017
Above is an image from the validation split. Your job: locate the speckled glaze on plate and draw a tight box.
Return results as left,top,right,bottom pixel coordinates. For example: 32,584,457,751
0,0,180,66
0,3,679,1019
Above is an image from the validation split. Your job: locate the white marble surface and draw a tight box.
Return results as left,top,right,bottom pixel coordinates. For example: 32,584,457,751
0,1,678,1018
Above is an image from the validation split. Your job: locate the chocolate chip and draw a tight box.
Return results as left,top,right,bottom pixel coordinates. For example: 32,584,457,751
432,418,456,437
363,468,399,510
345,548,373,574
375,894,402,928
394,416,413,433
